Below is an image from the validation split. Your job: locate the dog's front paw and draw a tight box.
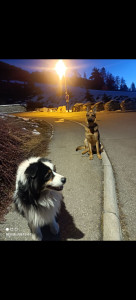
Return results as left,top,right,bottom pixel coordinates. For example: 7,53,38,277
31,227,43,241
32,234,42,241
89,155,93,160
97,154,102,160
50,220,60,235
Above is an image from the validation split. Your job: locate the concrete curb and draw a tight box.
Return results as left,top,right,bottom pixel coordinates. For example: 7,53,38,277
102,150,122,241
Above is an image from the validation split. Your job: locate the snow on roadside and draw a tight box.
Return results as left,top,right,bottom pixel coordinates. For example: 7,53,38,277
32,129,40,135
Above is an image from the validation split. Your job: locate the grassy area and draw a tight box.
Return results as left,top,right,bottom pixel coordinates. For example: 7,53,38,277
14,111,87,121
0,115,52,221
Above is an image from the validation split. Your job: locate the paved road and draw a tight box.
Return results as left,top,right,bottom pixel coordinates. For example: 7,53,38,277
95,111,136,240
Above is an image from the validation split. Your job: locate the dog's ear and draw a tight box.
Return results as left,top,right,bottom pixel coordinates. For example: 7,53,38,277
25,163,38,179
86,106,90,117
92,106,96,114
86,106,89,113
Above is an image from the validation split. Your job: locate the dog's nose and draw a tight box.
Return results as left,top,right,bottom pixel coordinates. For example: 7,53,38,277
88,118,93,122
61,177,66,184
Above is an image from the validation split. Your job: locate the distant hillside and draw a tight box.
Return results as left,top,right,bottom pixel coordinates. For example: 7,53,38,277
34,82,136,109
0,61,31,82
0,62,42,105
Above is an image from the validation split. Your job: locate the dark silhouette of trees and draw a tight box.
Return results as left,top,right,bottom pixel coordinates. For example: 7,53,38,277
115,76,120,90
89,67,104,90
88,67,129,91
0,61,30,82
130,82,136,91
105,72,116,91
100,67,107,90
88,67,117,90
120,77,128,91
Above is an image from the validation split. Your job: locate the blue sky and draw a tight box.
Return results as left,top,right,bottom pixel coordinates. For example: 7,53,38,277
0,59,136,89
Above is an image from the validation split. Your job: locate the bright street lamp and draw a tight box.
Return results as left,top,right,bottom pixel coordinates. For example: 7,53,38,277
55,60,69,112
55,59,66,80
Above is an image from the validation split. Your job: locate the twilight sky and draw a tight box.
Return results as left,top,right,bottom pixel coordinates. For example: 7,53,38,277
0,59,136,89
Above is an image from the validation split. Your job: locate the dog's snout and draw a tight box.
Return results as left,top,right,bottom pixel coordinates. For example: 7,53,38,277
88,117,94,122
61,177,66,184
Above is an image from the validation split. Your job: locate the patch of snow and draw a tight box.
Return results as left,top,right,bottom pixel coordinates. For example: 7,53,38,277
19,117,30,121
10,80,25,84
31,124,39,128
32,129,40,135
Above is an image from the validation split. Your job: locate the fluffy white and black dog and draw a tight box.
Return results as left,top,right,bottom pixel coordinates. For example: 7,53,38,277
13,157,66,241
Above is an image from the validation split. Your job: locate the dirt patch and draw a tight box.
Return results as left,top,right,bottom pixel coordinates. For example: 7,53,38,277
0,114,52,222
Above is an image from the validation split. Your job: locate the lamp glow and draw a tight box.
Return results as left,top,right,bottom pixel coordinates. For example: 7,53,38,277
55,60,66,80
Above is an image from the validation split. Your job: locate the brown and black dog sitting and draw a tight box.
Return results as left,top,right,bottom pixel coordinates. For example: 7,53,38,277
76,107,103,160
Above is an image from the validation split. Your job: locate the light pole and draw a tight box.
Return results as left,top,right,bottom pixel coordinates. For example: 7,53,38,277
55,60,69,112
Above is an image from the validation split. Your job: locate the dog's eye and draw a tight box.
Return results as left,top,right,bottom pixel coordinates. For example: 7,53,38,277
44,170,52,181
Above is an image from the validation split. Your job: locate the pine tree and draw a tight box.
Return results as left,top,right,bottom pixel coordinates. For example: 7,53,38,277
105,72,116,90
89,67,104,90
130,82,136,91
100,67,107,84
115,76,120,90
120,77,128,91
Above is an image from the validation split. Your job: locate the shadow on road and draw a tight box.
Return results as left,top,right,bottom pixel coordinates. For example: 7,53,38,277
41,202,84,241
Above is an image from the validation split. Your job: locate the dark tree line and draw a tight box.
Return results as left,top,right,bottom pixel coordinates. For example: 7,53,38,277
87,67,129,91
67,67,136,91
0,61,30,82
